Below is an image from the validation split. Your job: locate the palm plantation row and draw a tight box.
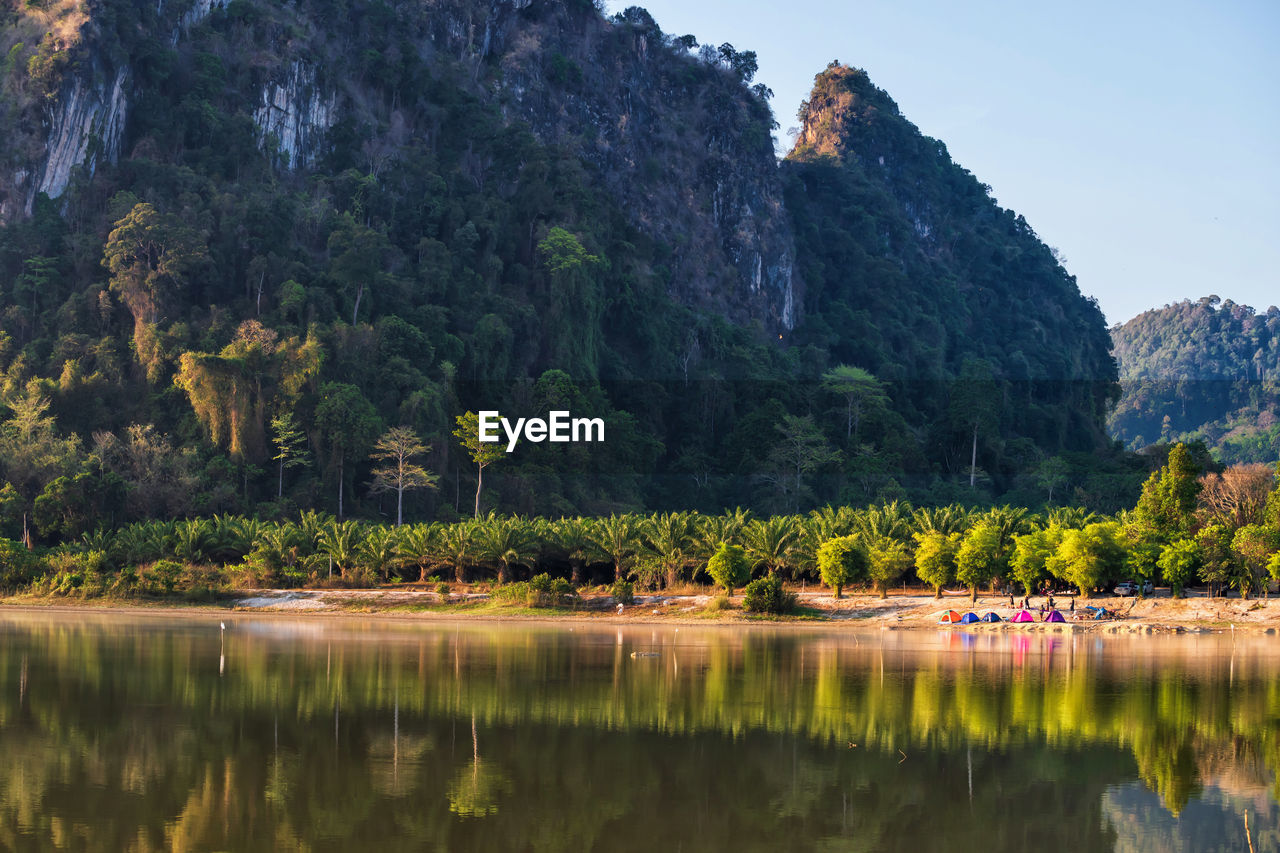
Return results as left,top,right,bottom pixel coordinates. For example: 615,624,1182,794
12,447,1279,601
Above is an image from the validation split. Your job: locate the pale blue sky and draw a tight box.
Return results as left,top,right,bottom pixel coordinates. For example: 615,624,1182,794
605,0,1279,325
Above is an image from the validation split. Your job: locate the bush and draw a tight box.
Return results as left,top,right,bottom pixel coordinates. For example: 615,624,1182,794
743,574,797,614
706,543,750,596
436,581,451,596
528,573,577,607
0,538,41,591
609,578,635,605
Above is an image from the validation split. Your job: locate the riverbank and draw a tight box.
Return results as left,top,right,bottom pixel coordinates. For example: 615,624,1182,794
4,586,1277,633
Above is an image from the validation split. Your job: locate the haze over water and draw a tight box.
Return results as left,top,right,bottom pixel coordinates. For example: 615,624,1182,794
0,612,1275,851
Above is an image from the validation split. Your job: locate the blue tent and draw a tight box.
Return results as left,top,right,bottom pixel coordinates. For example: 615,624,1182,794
960,612,981,624
980,612,1002,623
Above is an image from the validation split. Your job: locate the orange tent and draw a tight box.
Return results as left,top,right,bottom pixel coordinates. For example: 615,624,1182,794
939,610,963,624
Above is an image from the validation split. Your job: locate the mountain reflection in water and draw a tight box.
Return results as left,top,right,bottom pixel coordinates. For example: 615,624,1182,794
0,612,1275,852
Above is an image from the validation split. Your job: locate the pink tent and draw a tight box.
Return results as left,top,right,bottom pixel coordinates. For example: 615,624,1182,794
1043,609,1066,623
1011,610,1036,623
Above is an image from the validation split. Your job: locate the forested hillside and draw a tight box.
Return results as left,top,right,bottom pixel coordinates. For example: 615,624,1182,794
1110,297,1280,463
0,0,1127,541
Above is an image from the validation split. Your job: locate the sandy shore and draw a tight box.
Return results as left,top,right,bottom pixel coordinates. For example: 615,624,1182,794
5,586,1277,633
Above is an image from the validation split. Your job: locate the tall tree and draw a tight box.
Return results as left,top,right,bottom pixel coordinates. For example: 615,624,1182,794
368,427,438,526
1132,443,1202,542
315,383,381,518
821,365,887,443
453,411,505,518
270,412,309,499
948,358,999,489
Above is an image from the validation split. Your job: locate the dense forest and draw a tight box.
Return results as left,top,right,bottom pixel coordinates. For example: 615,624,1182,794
1111,297,1280,464
0,0,1128,543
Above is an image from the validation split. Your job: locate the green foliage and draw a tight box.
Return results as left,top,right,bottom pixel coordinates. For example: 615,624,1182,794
816,534,867,598
706,542,750,596
956,521,1006,601
1110,298,1280,463
742,573,796,615
1130,444,1201,542
865,538,910,599
1158,539,1199,598
1048,522,1125,599
1010,527,1060,595
913,531,959,597
608,578,634,605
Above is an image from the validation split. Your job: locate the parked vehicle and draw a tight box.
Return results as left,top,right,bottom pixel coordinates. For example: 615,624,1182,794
1113,581,1153,597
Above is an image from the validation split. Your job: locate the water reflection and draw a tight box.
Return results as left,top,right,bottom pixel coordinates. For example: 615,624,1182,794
0,611,1276,851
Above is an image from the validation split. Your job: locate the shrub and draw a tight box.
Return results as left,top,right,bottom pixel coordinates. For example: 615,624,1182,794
609,578,635,605
436,581,452,596
743,574,797,614
528,573,577,607
706,543,750,596
146,560,183,594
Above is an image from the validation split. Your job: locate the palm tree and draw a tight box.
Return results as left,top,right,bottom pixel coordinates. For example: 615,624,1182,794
474,514,535,585
439,521,477,584
854,501,914,544
550,517,595,585
359,526,401,582
317,519,363,579
591,514,642,582
693,508,750,561
398,522,441,582
911,505,973,537
644,511,697,589
172,519,214,563
1045,506,1098,530
742,515,801,577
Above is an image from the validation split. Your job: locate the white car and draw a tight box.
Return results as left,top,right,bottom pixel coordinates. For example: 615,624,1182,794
1113,581,1153,597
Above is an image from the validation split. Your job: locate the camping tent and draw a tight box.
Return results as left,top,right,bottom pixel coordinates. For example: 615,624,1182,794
1044,609,1066,623
939,610,962,624
1011,610,1036,623
960,612,981,624
981,612,1002,623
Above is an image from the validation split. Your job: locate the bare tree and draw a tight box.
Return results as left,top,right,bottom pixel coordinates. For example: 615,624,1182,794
1198,463,1275,529
369,427,439,526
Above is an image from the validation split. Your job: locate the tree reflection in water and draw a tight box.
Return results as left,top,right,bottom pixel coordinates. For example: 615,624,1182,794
0,613,1275,851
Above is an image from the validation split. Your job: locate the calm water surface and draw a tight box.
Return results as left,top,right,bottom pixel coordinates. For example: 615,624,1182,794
0,610,1276,852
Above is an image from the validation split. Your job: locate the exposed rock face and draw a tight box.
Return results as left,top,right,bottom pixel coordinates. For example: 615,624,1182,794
1,0,799,333
479,2,799,329
253,62,337,170
31,63,129,213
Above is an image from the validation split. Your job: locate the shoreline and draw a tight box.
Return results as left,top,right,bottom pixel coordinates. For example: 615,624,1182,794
3,587,1277,634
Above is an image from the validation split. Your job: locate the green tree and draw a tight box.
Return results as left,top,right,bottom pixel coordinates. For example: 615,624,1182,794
1010,527,1061,595
270,412,309,499
102,202,206,374
1048,522,1125,599
956,520,1006,603
1231,524,1278,599
644,511,696,589
368,427,438,526
817,535,867,598
707,542,750,597
948,358,999,489
1131,443,1202,542
591,514,641,582
314,383,381,518
454,412,505,518
866,538,911,599
763,415,841,512
820,365,887,443
742,515,801,577
913,531,960,598
474,514,534,584
1158,539,1199,598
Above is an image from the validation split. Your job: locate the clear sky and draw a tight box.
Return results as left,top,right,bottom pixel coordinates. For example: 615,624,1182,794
605,0,1279,326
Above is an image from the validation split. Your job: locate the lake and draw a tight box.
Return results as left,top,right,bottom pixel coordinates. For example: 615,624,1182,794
0,610,1275,852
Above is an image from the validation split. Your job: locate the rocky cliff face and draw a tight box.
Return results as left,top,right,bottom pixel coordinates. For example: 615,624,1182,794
0,0,798,333
253,61,337,170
